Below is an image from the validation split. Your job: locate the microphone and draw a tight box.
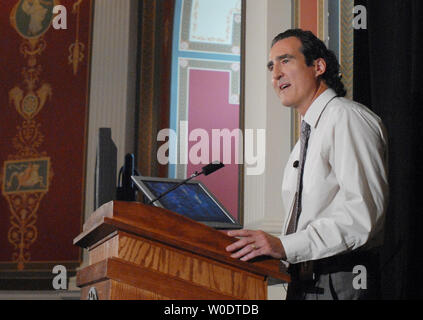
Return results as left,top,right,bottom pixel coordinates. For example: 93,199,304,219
148,161,225,205
293,160,299,168
202,161,225,176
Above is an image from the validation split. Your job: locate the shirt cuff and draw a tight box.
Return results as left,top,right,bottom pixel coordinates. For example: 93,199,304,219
280,231,312,264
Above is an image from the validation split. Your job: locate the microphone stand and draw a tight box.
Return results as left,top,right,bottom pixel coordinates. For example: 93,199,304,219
148,171,202,205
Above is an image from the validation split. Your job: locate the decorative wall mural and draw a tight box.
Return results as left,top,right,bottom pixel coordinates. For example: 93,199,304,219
0,0,92,279
2,0,58,271
169,0,243,220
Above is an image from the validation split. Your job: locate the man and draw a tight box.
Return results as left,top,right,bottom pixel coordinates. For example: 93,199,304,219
226,29,388,300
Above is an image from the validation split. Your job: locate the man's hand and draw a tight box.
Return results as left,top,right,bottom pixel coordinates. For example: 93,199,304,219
225,229,286,262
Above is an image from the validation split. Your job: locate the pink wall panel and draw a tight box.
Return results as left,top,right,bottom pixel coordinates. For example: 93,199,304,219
300,0,318,35
187,69,240,219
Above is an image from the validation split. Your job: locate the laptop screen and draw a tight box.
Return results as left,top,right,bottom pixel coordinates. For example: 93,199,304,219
131,176,242,230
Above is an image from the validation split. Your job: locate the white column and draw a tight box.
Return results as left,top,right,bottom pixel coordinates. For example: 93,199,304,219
244,0,292,235
83,0,138,223
244,0,292,300
74,0,138,280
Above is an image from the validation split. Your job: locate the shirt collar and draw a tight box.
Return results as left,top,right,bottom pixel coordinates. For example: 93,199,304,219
303,88,337,128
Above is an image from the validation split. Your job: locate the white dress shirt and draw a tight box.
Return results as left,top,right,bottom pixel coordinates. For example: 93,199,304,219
280,88,389,264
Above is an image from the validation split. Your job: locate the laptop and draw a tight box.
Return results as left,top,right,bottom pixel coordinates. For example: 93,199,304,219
131,175,242,230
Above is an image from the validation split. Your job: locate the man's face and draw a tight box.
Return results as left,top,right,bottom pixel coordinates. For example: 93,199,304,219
267,37,321,113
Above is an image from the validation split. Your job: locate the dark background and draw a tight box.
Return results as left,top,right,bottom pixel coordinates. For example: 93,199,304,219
354,0,423,299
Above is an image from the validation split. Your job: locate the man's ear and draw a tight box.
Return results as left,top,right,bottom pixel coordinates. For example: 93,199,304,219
314,58,327,78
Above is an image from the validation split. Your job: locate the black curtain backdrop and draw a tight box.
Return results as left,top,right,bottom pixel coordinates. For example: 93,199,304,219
354,0,423,299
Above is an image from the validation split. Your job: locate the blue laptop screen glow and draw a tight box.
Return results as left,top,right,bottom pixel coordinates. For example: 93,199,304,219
143,181,232,223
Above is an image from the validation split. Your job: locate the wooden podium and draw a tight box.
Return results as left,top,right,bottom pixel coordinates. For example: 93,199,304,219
73,201,290,300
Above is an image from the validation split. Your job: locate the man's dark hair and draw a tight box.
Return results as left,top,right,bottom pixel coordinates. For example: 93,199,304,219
272,29,346,97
